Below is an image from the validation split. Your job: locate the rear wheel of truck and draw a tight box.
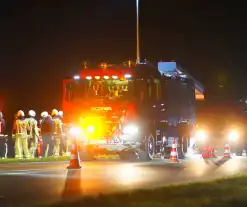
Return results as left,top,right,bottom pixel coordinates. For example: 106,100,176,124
138,134,155,161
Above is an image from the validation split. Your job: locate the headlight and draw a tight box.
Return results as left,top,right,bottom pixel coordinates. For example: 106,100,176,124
122,125,138,134
69,127,83,136
195,129,207,141
228,130,239,141
87,126,95,133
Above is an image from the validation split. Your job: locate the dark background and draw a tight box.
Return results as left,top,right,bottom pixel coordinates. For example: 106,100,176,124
0,0,246,124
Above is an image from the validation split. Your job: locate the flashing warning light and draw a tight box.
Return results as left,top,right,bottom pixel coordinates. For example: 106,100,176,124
104,76,109,79
112,75,118,79
86,76,92,80
124,74,132,79
95,76,100,80
196,93,204,100
74,75,80,80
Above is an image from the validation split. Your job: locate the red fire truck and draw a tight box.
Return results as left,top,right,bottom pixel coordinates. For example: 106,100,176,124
62,61,204,161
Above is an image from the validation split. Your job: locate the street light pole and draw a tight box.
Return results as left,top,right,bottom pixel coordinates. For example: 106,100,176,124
136,0,140,64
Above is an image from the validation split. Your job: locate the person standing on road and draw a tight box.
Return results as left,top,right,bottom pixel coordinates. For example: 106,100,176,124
40,111,54,157
58,111,67,156
12,110,30,159
51,109,63,156
26,110,39,158
39,111,47,127
0,111,7,159
36,111,48,158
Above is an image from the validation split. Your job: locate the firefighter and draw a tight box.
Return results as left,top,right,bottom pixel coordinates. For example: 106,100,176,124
51,109,62,156
0,111,7,159
37,111,48,158
26,110,39,158
40,111,54,157
40,111,48,126
58,111,67,156
12,110,30,159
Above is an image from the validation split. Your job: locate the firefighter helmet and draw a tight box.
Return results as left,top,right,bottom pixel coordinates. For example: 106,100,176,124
41,111,48,118
58,111,63,117
17,110,25,117
28,110,36,117
51,109,58,116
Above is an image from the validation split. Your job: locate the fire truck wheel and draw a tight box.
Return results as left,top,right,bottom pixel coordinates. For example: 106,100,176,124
138,134,155,161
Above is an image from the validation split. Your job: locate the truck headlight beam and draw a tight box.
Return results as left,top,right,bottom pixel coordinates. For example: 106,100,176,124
228,130,239,142
122,125,138,134
195,130,207,141
69,127,83,136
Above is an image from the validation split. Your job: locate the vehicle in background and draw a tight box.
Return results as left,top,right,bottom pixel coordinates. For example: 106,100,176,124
194,100,247,156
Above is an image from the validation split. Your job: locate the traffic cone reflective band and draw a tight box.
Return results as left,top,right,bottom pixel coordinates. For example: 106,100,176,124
223,144,231,159
67,139,81,169
242,150,246,156
170,138,179,162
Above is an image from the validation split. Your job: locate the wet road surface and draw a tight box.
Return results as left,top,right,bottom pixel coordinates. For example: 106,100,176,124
0,156,247,207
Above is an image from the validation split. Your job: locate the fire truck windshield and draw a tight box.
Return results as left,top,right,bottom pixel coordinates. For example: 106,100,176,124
71,79,134,101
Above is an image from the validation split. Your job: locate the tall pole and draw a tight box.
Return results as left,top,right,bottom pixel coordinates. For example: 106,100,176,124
136,0,140,64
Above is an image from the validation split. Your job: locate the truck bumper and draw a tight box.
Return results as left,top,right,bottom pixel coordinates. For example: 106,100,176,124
79,140,141,154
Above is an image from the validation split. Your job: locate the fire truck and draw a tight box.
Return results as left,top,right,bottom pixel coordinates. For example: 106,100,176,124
62,61,204,161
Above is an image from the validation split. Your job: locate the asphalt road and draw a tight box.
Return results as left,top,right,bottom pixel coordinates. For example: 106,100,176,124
0,155,247,207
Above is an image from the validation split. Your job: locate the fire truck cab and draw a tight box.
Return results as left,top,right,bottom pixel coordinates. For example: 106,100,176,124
62,61,204,161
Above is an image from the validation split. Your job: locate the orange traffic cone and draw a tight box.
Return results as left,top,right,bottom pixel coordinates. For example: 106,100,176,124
67,139,81,169
209,147,217,158
201,146,210,159
223,144,231,159
37,139,43,158
170,138,179,162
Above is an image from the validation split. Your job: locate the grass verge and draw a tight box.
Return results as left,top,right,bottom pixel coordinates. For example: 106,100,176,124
48,175,247,207
0,154,119,164
0,154,121,164
0,156,70,164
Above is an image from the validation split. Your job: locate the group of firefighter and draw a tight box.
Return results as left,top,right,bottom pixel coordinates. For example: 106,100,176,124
0,109,70,159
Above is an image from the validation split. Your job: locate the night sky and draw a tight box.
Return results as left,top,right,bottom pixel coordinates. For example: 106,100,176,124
0,0,246,120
